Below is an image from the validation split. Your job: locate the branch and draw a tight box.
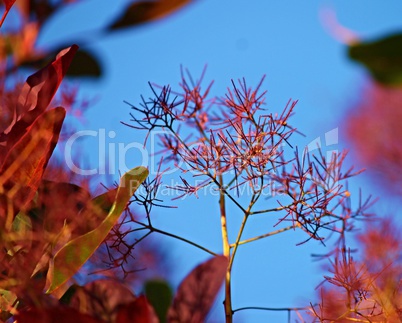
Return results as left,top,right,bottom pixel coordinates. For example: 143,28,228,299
229,225,294,248
133,220,217,256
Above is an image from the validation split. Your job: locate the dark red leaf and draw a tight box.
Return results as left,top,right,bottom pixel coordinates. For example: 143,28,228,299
69,279,136,322
14,306,104,323
0,107,66,219
2,0,15,10
0,45,78,163
0,0,16,27
109,0,191,30
167,255,228,323
116,295,158,323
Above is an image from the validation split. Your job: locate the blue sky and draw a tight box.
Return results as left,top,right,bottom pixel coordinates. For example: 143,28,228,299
34,1,402,322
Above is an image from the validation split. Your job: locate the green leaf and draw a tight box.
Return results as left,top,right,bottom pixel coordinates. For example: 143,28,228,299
46,166,149,294
109,0,192,30
348,33,402,86
144,280,173,323
85,187,118,215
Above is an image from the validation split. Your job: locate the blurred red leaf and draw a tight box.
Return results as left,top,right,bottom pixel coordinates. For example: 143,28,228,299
0,0,16,27
14,306,104,323
109,0,191,30
116,295,158,323
167,255,228,323
0,44,78,163
69,279,136,322
0,107,66,218
2,0,15,10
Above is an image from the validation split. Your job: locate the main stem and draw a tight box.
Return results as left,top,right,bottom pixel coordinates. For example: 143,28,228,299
219,174,232,323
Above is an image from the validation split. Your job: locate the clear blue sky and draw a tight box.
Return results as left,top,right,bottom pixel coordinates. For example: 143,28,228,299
35,1,402,321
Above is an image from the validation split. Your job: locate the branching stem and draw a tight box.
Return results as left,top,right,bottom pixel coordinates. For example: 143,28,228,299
219,172,233,323
230,225,294,247
133,220,217,256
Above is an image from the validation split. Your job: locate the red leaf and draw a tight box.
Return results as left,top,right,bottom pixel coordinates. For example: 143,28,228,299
116,295,158,323
0,107,66,218
0,0,16,27
69,279,136,322
2,0,15,10
167,255,228,323
14,306,104,323
0,45,78,164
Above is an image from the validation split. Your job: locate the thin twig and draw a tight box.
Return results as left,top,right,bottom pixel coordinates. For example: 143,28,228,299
230,225,294,247
133,220,217,256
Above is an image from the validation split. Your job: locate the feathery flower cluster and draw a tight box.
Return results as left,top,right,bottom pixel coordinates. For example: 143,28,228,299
126,69,370,245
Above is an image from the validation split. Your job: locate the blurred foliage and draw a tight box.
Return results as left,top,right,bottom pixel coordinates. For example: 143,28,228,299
0,44,151,320
144,280,173,323
109,0,191,30
21,48,102,78
348,32,402,86
0,0,193,78
0,2,229,322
